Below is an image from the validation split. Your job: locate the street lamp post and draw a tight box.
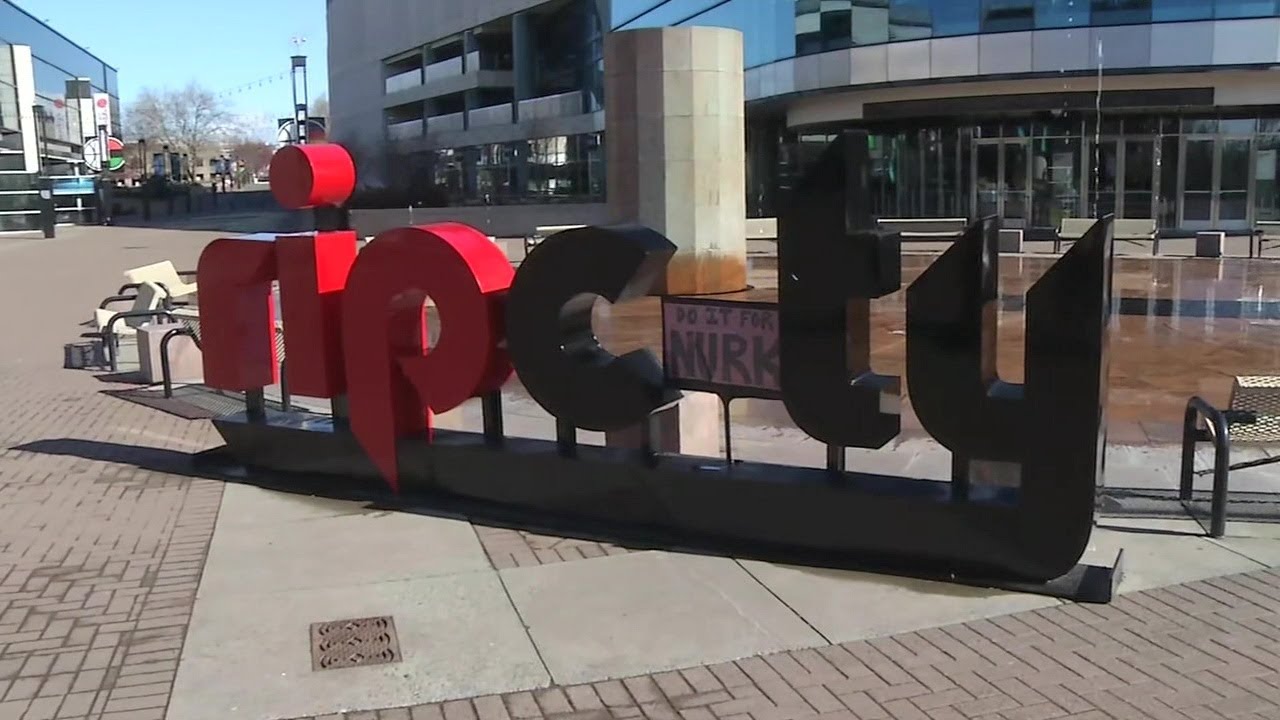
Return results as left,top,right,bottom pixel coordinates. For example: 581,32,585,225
30,105,53,237
139,138,148,183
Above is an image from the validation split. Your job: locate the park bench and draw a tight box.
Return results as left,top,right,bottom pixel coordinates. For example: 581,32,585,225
525,225,586,254
1058,218,1158,255
1252,220,1280,258
1180,376,1280,538
746,217,777,239
526,221,780,257
158,306,290,409
876,217,969,241
876,218,1025,252
86,281,176,371
121,261,198,303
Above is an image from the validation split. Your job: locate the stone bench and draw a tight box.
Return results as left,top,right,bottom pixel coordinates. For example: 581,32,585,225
876,217,969,241
1253,220,1280,258
1058,218,1159,254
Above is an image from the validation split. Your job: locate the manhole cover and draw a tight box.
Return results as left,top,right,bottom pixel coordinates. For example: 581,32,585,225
309,616,401,671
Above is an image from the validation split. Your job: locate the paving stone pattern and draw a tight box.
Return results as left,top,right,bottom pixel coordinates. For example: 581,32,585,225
287,570,1280,720
0,228,223,720
5,227,1280,719
473,526,633,569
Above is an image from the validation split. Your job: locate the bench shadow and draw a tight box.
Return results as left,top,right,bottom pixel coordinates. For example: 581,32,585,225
12,438,209,477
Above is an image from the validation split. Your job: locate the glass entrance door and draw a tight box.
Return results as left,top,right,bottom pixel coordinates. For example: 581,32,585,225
1220,138,1251,227
972,139,1030,227
1180,136,1254,230
1003,141,1029,226
976,142,999,218
1182,138,1214,228
1124,139,1155,219
1091,139,1120,218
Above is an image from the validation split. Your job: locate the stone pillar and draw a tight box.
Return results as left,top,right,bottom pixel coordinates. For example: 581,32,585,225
605,27,747,295
11,45,39,173
604,394,722,458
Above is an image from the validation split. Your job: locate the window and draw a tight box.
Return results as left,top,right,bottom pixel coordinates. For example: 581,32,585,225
611,0,665,26
528,135,578,198
0,82,17,134
676,0,796,68
930,0,982,36
885,0,983,39
1151,0,1213,19
1214,0,1278,19
796,0,823,54
1091,0,1152,25
0,44,13,86
617,0,722,27
432,149,464,203
1036,0,1090,27
852,1,891,46
0,3,110,89
821,1,854,50
400,133,608,206
981,0,1035,31
1256,134,1280,221
477,142,518,201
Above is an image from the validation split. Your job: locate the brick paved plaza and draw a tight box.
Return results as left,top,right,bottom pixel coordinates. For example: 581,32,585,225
4,226,1280,719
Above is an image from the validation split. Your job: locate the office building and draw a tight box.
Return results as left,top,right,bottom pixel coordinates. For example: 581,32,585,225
0,0,119,231
328,0,1280,236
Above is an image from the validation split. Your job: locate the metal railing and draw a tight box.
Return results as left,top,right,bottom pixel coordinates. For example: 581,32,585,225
387,119,425,140
427,111,465,133
468,102,513,128
517,90,583,120
423,55,463,84
384,67,424,94
1179,396,1233,538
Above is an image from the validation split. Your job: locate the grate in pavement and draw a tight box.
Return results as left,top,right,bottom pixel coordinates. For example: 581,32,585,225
103,385,289,420
309,616,402,671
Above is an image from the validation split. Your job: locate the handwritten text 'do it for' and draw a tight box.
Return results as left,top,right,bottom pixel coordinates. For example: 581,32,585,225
662,301,779,393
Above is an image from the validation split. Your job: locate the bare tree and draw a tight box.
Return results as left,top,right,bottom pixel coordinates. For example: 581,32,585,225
309,93,329,119
228,137,275,185
126,81,233,180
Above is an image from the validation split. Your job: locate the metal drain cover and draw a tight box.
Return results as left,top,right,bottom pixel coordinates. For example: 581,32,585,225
310,616,402,670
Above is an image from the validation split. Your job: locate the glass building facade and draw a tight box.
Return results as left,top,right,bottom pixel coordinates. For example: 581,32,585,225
611,0,1280,233
0,1,118,156
614,0,1280,68
753,113,1280,235
0,0,118,230
421,132,606,206
362,0,1280,233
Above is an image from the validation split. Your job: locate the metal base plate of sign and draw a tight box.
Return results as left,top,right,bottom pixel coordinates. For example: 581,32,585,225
196,411,1124,603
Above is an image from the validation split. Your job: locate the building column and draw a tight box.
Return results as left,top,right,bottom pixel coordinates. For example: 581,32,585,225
511,11,535,120
462,30,478,73
72,77,95,145
11,45,38,174
604,27,747,295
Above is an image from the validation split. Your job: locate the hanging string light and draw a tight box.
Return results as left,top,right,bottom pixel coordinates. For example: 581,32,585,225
214,72,291,98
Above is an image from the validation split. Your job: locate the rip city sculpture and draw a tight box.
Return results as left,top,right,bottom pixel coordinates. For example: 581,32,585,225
195,132,1116,596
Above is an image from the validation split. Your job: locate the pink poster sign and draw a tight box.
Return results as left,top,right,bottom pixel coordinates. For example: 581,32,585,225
662,299,780,397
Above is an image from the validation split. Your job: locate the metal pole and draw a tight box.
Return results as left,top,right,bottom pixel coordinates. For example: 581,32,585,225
290,65,299,145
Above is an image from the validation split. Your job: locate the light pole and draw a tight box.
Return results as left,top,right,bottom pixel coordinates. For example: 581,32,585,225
139,138,148,183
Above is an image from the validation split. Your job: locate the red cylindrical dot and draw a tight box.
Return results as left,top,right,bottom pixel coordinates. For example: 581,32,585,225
269,144,356,209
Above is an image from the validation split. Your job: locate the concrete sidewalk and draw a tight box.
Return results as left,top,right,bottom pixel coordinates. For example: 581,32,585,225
2,226,1280,720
